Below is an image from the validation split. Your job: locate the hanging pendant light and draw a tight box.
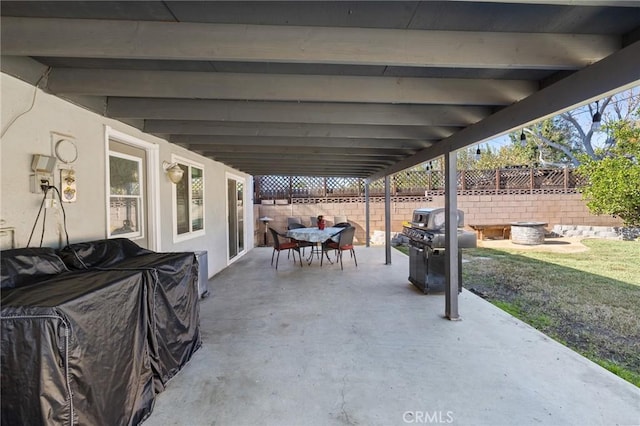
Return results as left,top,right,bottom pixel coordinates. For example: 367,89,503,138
474,146,481,161
592,101,602,131
520,130,527,147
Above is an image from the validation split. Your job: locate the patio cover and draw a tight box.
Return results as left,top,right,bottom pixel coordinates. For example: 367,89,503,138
1,1,639,317
1,1,639,178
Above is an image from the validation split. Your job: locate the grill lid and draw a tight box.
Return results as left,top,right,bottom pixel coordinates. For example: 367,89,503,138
402,226,477,249
411,208,464,230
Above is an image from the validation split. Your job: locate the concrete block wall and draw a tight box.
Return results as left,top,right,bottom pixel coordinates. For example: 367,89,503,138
253,193,623,245
427,193,623,228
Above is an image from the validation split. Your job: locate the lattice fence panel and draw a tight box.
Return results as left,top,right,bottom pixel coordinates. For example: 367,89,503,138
394,170,430,194
255,168,582,202
569,171,587,188
290,176,325,197
369,178,386,196
256,175,290,199
499,168,531,189
538,169,566,188
464,169,496,190
425,170,444,190
326,177,363,196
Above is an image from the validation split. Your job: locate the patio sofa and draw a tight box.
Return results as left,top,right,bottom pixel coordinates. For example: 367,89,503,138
0,238,201,425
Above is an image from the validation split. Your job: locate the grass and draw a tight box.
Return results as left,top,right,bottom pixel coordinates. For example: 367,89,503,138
395,239,640,387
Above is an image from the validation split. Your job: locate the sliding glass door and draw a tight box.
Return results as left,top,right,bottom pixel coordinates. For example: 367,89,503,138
227,175,244,260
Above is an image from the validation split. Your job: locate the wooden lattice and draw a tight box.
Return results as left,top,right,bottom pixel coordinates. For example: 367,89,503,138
256,175,290,199
326,177,362,196
464,169,496,190
254,168,583,202
500,168,531,189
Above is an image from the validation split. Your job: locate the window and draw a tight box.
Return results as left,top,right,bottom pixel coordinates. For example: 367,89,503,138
108,151,143,239
173,157,204,239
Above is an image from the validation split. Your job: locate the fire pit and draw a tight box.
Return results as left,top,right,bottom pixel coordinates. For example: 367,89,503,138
402,208,477,294
510,221,548,245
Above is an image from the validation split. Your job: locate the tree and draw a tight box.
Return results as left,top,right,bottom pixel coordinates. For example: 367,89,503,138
520,117,577,167
576,118,640,226
516,88,640,168
457,144,531,170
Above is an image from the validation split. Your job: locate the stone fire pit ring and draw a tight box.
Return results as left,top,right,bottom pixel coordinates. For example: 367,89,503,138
510,221,548,245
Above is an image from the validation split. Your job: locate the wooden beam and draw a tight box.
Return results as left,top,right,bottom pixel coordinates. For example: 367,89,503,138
238,164,380,171
47,69,536,105
189,145,417,156
110,99,490,126
215,159,386,167
1,18,618,69
207,153,399,163
170,135,433,150
222,165,384,177
145,120,458,140
453,0,639,6
234,169,376,178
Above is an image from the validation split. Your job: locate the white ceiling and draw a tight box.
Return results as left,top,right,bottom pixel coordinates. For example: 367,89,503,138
2,1,639,178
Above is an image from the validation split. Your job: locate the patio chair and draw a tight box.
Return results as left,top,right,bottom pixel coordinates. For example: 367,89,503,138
309,216,318,227
333,215,347,225
268,227,302,270
287,222,314,255
334,222,350,228
287,217,302,227
321,226,357,270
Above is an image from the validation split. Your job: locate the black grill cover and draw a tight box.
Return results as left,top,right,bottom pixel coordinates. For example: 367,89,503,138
0,247,69,289
1,239,202,425
103,252,202,392
57,238,154,270
1,269,155,426
59,239,202,390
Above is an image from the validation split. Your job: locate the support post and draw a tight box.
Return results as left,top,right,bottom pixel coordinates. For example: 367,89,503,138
384,175,391,265
365,181,371,247
444,151,460,320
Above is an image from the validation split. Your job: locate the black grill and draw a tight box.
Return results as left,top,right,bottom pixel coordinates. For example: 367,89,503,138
403,208,476,294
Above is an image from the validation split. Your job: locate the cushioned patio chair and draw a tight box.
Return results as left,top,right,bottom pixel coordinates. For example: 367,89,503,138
287,222,314,255
287,217,303,227
321,226,357,270
333,215,348,225
269,227,302,270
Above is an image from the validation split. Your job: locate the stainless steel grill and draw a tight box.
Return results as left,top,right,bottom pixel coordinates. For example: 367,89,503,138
402,208,477,294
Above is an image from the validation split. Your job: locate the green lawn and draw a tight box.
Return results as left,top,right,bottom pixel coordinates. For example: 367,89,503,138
396,239,640,387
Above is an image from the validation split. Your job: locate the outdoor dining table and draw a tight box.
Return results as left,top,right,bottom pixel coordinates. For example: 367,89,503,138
285,226,344,265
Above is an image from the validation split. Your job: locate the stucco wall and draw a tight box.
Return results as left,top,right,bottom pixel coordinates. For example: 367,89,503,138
1,73,254,278
254,193,623,245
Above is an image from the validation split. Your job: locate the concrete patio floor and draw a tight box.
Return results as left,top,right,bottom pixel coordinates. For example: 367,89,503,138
143,246,640,426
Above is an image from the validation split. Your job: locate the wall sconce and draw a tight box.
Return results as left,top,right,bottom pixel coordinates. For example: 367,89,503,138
162,161,184,184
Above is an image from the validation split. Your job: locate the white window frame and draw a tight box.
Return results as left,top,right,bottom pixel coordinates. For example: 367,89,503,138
172,155,205,243
107,150,144,240
104,126,160,251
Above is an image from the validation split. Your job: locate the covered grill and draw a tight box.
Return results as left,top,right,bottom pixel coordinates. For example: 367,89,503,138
402,208,477,294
